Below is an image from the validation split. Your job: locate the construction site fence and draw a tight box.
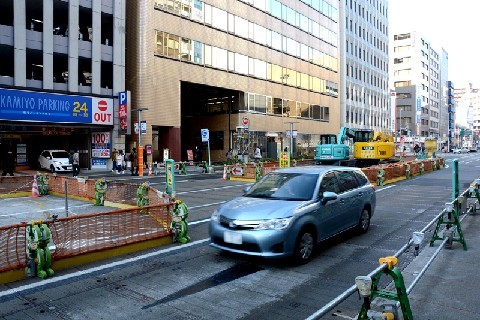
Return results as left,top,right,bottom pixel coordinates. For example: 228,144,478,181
0,174,174,274
226,158,444,183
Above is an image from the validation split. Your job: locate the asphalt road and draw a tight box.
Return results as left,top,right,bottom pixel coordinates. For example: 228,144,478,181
1,153,479,320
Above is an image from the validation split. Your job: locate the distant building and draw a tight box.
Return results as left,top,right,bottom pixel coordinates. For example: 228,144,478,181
454,83,479,148
391,31,447,140
340,0,390,131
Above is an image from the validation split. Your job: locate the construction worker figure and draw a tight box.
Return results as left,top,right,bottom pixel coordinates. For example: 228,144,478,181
137,182,150,207
25,220,54,279
36,172,50,195
171,199,190,244
94,178,107,206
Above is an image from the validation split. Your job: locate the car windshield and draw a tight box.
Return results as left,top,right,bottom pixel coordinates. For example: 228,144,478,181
52,151,70,158
245,172,318,201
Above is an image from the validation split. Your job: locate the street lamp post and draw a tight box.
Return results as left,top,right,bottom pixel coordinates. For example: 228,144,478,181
284,121,299,158
133,108,149,176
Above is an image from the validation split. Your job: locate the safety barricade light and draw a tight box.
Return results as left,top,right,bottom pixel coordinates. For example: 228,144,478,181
412,231,424,256
355,275,373,310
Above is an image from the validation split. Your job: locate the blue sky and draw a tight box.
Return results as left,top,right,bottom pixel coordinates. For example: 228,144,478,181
389,0,480,87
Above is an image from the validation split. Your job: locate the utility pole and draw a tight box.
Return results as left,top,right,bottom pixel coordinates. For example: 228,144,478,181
284,121,299,158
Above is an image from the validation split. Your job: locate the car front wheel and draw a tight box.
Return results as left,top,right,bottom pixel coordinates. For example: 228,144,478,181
294,228,315,264
50,165,56,173
356,208,371,234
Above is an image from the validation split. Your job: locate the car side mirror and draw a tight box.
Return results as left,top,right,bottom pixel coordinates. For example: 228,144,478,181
48,156,52,160
243,185,252,193
321,191,337,205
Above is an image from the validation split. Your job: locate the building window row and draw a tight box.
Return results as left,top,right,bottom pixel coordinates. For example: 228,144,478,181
154,0,338,71
346,64,388,91
154,30,339,96
347,19,388,52
245,93,330,121
237,0,338,45
241,0,338,22
346,41,388,72
347,0,388,34
345,109,387,128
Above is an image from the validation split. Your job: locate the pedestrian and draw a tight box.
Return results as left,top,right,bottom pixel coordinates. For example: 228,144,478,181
226,149,233,164
143,148,148,168
72,148,80,177
254,145,262,162
116,150,125,174
111,148,118,172
283,146,288,152
195,146,203,163
2,148,15,176
129,148,138,176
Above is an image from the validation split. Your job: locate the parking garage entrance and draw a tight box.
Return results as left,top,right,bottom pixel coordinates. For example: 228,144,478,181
180,81,243,162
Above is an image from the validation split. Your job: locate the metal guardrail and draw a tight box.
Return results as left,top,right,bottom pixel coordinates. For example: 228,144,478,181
305,184,477,320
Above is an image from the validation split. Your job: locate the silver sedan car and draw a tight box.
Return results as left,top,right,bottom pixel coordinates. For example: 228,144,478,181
209,166,376,264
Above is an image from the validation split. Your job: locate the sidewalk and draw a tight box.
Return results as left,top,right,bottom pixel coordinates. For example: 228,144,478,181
391,213,480,319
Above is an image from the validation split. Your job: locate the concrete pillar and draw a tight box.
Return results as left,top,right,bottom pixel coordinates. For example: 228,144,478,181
68,0,79,92
43,0,54,89
14,0,27,87
91,0,101,94
112,0,126,95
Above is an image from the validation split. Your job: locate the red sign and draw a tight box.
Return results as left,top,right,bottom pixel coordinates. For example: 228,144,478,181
92,98,113,125
119,91,128,135
232,166,243,175
187,149,194,161
242,117,249,127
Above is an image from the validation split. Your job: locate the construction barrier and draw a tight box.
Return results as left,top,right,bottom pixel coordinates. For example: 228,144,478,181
0,174,174,277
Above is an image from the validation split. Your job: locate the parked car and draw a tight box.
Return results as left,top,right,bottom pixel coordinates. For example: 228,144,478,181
38,150,72,173
452,148,470,154
209,166,376,264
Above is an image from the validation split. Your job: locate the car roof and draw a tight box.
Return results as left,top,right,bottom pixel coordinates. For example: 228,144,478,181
42,150,69,153
274,165,361,175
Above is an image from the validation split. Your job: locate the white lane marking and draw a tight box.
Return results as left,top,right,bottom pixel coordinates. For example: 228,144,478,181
375,185,396,192
0,238,210,299
0,204,92,217
189,201,226,209
176,184,250,195
189,218,211,226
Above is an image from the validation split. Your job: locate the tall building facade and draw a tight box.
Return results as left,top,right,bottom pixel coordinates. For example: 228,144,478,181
126,0,340,162
391,31,446,141
340,0,390,131
0,0,126,170
454,83,479,148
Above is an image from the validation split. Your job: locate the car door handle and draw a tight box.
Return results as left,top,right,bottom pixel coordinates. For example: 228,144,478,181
339,199,345,204
357,192,363,197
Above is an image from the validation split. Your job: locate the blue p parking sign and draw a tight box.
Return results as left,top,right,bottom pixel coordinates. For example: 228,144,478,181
201,129,209,142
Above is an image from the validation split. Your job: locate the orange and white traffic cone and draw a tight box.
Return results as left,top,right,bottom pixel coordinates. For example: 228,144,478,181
30,177,40,198
221,165,227,180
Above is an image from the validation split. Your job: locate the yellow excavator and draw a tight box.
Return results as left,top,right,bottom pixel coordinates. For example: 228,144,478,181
353,129,396,166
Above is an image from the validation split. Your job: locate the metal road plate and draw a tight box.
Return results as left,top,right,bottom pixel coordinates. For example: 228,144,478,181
224,231,242,244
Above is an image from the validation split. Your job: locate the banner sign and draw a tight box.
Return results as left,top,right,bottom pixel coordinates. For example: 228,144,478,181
91,132,111,158
0,88,113,125
119,91,128,134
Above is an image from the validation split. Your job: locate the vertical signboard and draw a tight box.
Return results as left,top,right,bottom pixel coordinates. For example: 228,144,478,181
165,159,176,196
91,132,111,159
118,91,130,135
390,90,396,132
279,152,290,168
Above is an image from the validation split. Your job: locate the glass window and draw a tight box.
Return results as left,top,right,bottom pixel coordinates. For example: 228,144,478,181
248,21,254,40
204,3,212,25
180,37,192,61
192,0,204,22
300,73,309,90
311,104,320,120
285,69,296,86
271,0,281,18
335,171,359,193
212,46,227,70
193,40,203,64
299,102,309,118
235,16,248,38
254,59,267,79
273,98,282,115
254,24,267,45
266,29,271,47
311,77,320,92
228,51,234,71
212,7,227,31
270,64,282,82
271,31,282,51
204,44,212,66
286,38,298,56
255,94,267,113
266,96,273,114
180,0,192,17
284,100,295,117
312,21,320,38
300,44,309,60
248,57,255,76
299,14,309,32
253,0,267,11
319,171,340,194
155,31,164,55
286,7,296,26
166,33,179,58
353,170,369,186
228,13,235,33
235,53,248,74
245,172,318,201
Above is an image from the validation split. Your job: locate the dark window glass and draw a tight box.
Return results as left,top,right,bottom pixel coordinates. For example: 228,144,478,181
353,170,369,186
319,171,340,194
336,171,358,193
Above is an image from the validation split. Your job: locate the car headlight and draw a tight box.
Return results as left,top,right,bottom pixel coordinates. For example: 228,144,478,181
255,217,293,230
54,161,62,165
211,209,220,223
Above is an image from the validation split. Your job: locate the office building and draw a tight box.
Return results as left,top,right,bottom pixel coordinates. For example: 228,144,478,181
126,0,340,162
340,0,390,131
0,0,126,170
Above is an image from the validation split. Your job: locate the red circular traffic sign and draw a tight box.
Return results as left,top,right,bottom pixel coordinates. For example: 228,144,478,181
243,117,249,126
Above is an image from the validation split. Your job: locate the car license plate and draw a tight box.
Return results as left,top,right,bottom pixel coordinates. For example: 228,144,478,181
224,231,242,244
